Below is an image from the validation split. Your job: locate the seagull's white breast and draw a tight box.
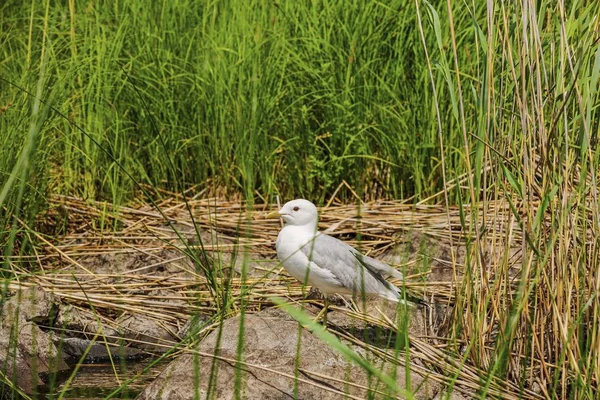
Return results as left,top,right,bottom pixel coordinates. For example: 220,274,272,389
275,225,317,284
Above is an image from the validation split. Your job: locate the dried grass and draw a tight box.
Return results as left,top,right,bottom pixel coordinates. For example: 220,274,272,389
6,190,598,399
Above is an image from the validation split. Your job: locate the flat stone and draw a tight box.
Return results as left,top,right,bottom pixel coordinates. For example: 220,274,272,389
138,307,440,400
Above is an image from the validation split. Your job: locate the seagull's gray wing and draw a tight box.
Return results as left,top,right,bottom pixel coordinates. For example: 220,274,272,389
299,234,400,299
351,252,401,295
351,249,404,280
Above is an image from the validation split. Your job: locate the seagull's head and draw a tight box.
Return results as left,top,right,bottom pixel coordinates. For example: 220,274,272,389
278,199,319,228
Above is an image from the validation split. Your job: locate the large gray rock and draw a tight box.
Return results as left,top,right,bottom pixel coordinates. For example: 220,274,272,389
138,307,440,400
0,286,69,396
114,289,185,352
56,291,182,354
55,303,119,340
116,312,179,352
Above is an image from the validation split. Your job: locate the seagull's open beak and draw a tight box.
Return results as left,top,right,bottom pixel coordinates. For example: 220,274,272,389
265,210,281,219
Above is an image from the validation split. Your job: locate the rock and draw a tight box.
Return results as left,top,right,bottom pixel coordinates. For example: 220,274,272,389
108,289,184,352
0,287,69,396
116,312,178,352
1,285,57,326
55,304,119,340
177,314,210,338
59,337,146,363
56,292,182,354
138,307,440,400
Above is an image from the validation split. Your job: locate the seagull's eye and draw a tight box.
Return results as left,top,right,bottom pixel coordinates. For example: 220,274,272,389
293,206,299,212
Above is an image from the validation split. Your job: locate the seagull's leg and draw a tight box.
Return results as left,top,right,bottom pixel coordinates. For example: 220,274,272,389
312,297,329,327
322,297,329,327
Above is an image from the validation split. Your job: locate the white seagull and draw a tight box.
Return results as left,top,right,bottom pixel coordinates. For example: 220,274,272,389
269,199,407,322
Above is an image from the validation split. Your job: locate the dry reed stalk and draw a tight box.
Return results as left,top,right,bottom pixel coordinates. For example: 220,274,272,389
16,193,597,398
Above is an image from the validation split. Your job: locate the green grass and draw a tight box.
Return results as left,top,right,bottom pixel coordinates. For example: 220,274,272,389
1,0,599,398
0,0,445,210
